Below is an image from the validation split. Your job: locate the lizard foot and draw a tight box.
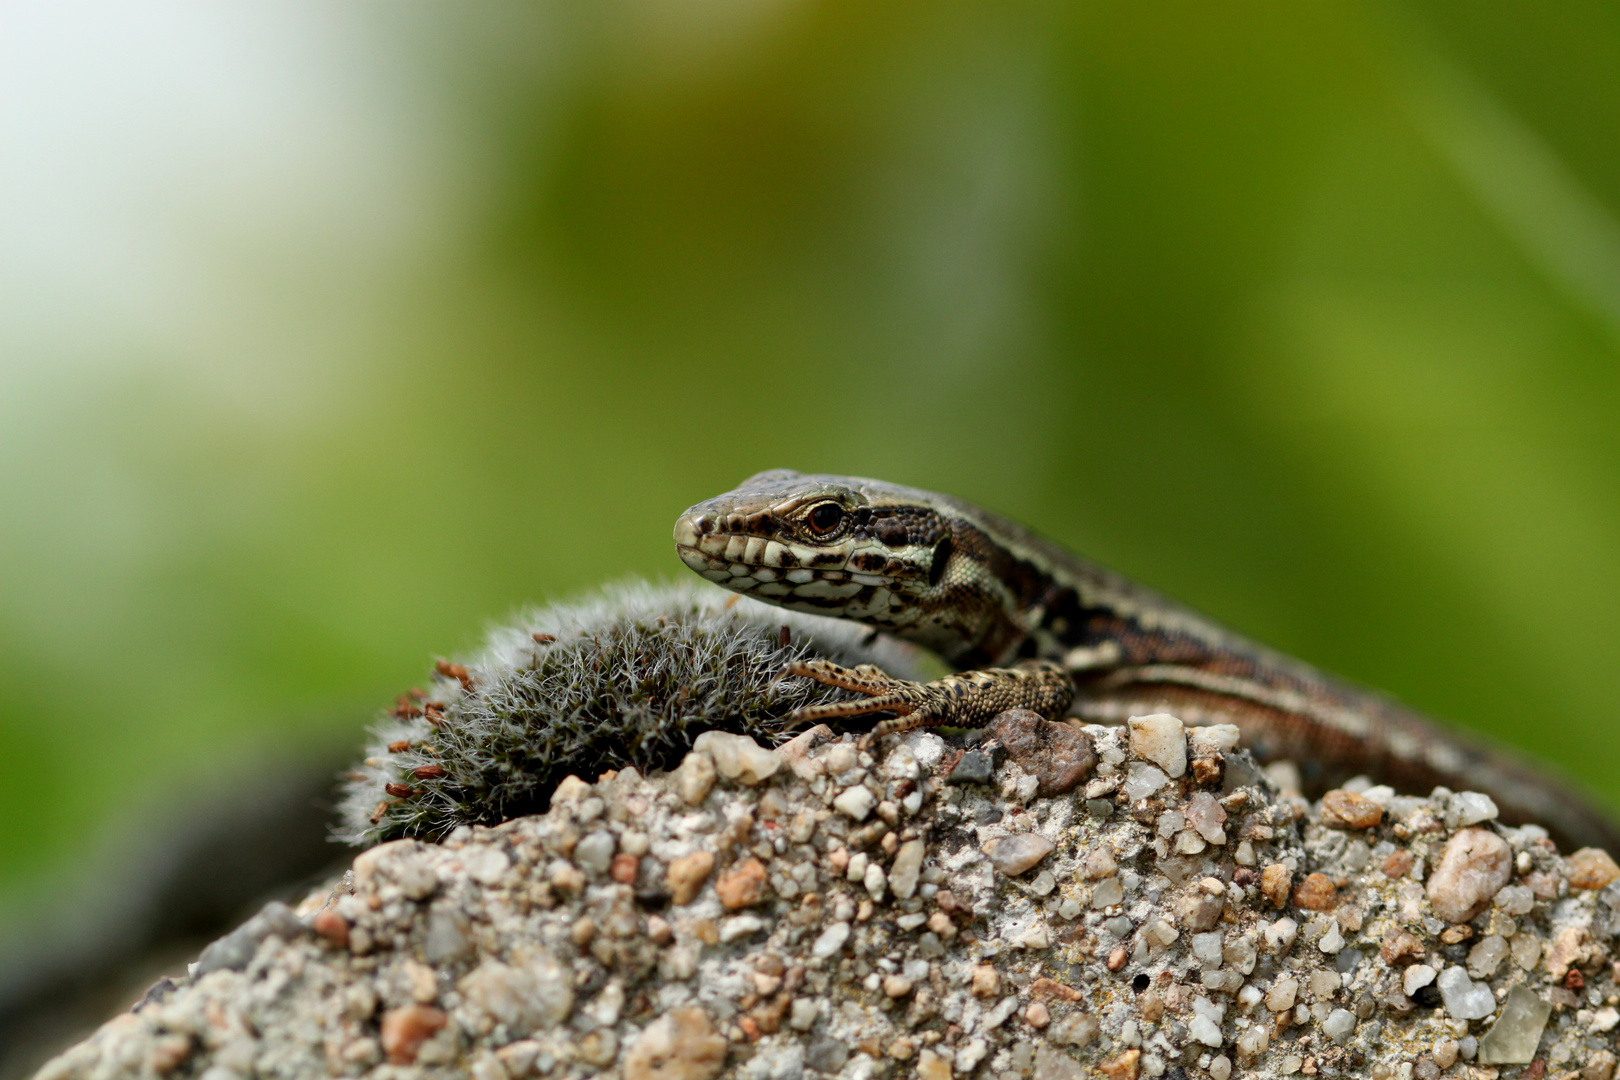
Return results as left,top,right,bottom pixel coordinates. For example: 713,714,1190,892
783,658,1074,749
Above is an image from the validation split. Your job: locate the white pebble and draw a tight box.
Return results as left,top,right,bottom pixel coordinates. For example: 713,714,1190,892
811,921,851,959
833,785,877,821
692,730,781,785
1128,713,1188,777
1323,1008,1357,1044
1436,966,1497,1021
1403,964,1437,997
1121,762,1170,801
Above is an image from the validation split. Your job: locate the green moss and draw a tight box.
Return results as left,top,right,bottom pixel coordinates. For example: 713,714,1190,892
337,579,932,845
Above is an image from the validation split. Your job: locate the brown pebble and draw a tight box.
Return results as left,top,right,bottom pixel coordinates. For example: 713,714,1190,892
1320,790,1384,830
610,852,641,885
1107,946,1129,972
623,1005,727,1080
1025,1002,1051,1028
1382,850,1415,878
1177,891,1224,931
1028,976,1083,1003
312,909,350,950
715,857,769,910
970,964,1001,997
1426,827,1512,923
1379,929,1425,967
917,1049,953,1080
666,851,717,906
1566,847,1620,890
1191,754,1223,786
987,710,1098,797
1583,1050,1617,1080
380,1005,447,1065
1292,873,1338,911
1260,864,1292,908
1098,1048,1141,1080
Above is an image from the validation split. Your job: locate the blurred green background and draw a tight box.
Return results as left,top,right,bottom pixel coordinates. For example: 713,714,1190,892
5,0,1620,922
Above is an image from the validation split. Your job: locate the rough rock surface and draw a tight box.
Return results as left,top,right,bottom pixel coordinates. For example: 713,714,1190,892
36,716,1620,1080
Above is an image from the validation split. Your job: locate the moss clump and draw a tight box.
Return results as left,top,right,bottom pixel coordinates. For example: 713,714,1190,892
336,579,934,845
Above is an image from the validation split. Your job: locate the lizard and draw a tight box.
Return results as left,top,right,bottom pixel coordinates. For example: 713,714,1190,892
674,468,1620,855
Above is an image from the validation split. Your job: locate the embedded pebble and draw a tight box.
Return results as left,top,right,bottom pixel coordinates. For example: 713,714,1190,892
715,857,768,909
987,710,1097,796
1121,762,1169,801
981,833,1055,876
1427,827,1512,923
1402,964,1437,997
832,784,877,821
461,846,511,885
677,751,718,805
1185,791,1227,844
1322,1009,1357,1044
666,850,716,905
1128,713,1187,777
574,830,617,875
1436,966,1496,1021
1320,789,1383,830
811,920,851,959
379,1004,448,1065
889,839,925,900
623,1006,727,1080
1477,985,1552,1065
1466,934,1509,979
1566,846,1620,890
1442,791,1499,829
947,749,994,785
459,951,573,1031
691,730,781,785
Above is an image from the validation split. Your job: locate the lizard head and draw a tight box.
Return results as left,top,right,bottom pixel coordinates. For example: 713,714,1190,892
674,469,952,626
674,469,1031,663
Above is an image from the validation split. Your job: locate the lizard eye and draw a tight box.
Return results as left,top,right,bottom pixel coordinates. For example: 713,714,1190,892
807,503,845,535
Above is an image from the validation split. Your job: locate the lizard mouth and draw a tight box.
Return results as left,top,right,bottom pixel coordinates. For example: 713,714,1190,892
674,511,900,608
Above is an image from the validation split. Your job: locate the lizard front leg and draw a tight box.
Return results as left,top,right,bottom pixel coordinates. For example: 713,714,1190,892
784,659,1074,748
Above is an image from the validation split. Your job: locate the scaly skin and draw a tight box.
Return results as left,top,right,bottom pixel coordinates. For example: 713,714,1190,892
675,469,1620,855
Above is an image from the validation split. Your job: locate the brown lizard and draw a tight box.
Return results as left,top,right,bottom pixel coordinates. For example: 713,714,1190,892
675,469,1620,854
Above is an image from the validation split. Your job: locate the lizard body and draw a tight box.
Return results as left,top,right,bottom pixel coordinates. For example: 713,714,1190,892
675,469,1620,854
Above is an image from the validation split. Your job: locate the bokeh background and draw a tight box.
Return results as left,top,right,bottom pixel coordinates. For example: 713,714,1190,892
6,0,1620,1060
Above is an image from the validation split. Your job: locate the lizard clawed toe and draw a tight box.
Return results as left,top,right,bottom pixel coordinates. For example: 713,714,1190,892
783,658,1074,749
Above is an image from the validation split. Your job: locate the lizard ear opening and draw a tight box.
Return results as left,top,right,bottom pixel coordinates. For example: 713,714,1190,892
928,534,953,587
